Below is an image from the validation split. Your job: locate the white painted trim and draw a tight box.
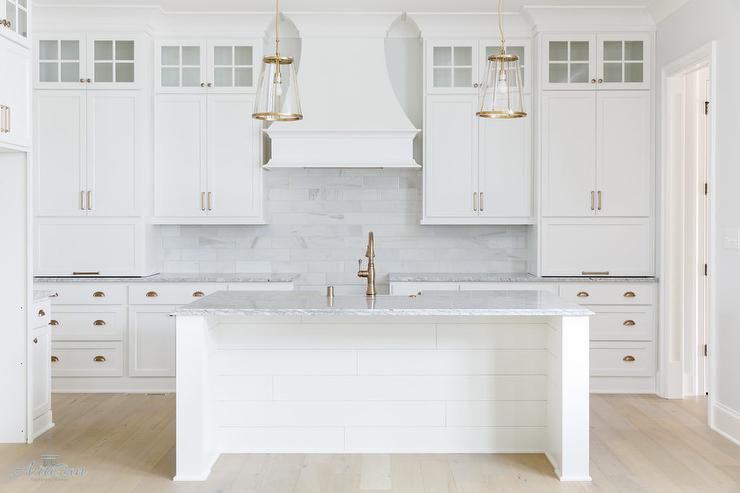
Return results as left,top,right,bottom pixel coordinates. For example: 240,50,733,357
711,401,740,446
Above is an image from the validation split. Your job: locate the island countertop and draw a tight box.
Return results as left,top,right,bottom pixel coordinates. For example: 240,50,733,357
173,290,594,317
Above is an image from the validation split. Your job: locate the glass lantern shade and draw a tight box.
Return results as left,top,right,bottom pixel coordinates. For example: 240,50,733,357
477,53,526,119
252,55,303,122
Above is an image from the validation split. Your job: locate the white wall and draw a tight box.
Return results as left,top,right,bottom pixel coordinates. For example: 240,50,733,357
657,0,740,442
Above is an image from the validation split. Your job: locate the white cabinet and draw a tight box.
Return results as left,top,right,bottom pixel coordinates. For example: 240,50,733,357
31,299,53,439
542,33,650,90
154,93,263,224
128,306,176,377
0,0,29,46
0,35,30,148
34,90,143,217
35,33,141,89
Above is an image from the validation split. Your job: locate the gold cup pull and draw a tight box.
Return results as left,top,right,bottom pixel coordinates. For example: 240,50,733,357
33,338,38,344
576,291,590,298
51,356,59,363
146,291,158,298
623,291,636,298
50,320,59,326
623,320,636,326
192,291,205,298
93,320,106,326
93,355,106,362
92,291,106,298
37,309,46,317
623,355,636,362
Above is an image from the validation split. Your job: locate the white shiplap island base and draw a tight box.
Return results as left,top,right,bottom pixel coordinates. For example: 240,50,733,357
173,290,593,482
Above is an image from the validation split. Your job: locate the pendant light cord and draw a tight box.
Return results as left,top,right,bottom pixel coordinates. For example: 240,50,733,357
498,0,506,54
275,0,280,56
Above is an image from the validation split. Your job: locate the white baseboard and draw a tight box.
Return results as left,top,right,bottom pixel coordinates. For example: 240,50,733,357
711,401,740,445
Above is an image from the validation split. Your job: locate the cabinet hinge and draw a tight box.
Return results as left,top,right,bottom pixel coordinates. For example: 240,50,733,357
704,344,708,357
704,101,710,115
704,264,708,276
704,182,708,196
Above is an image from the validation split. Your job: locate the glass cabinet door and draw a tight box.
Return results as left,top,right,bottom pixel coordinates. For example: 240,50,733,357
35,36,86,89
482,40,530,93
207,42,257,93
89,39,136,87
427,41,478,93
157,42,206,93
542,35,596,90
1,0,28,42
597,34,651,90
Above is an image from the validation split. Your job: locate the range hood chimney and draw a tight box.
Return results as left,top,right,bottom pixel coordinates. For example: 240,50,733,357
264,13,420,169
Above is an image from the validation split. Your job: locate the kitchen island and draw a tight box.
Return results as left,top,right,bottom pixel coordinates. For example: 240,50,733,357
173,290,593,482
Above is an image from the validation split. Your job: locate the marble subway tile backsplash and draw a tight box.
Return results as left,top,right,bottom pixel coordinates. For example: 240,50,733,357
157,169,529,293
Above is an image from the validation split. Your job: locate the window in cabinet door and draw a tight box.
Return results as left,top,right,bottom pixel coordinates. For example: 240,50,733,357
431,44,475,90
38,39,81,83
93,40,135,84
160,45,202,89
211,45,254,89
599,38,647,88
4,0,28,38
548,40,591,85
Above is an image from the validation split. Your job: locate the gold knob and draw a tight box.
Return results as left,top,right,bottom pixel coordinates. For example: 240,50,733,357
146,291,158,298
80,78,85,83
591,78,597,84
200,82,206,87
623,320,636,326
93,320,106,326
33,338,38,344
576,291,589,298
92,291,105,298
50,320,59,326
624,291,636,298
38,309,46,317
51,356,59,363
93,355,106,362
598,78,603,83
192,291,205,298
623,355,636,362
86,78,91,83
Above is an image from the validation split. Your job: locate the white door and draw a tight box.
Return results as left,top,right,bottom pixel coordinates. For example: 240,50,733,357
596,33,651,90
541,34,596,91
128,306,176,377
0,36,30,148
31,325,51,419
34,90,87,216
86,36,139,89
154,94,207,218
86,90,140,216
35,34,87,89
541,91,597,217
596,91,651,217
477,95,532,220
155,41,207,94
206,94,262,219
426,40,479,94
423,95,478,220
206,41,258,93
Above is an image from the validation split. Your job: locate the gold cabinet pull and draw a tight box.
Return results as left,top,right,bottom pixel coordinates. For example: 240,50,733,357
479,192,484,212
51,356,59,363
146,291,158,298
597,190,602,211
192,291,205,298
623,355,636,362
207,192,213,211
623,320,636,326
80,190,86,210
92,291,106,298
33,338,38,344
93,355,106,362
37,309,46,317
50,320,59,326
473,192,478,212
623,291,636,298
87,190,93,211
582,271,609,276
93,320,106,326
576,291,590,298
201,192,206,211
73,271,100,276
590,191,595,211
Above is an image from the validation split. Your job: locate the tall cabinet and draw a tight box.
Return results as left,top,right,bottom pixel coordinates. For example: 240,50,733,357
538,32,654,276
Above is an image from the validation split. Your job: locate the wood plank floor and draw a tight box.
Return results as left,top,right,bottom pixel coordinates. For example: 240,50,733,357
0,394,738,492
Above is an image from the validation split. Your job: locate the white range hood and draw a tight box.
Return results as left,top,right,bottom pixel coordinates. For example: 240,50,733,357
264,13,420,169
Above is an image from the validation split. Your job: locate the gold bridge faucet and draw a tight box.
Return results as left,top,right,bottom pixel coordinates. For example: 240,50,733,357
357,231,376,297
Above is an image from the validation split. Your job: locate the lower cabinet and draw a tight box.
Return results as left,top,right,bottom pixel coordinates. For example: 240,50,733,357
128,306,176,377
31,299,53,439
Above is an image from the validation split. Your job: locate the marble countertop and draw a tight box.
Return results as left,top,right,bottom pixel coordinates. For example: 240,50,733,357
34,273,298,284
33,290,58,301
388,273,658,283
174,290,594,317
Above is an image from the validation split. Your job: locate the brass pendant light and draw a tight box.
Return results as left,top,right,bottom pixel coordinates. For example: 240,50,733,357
252,0,303,121
477,0,526,119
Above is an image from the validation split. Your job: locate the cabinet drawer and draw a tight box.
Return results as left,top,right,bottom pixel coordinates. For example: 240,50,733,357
590,342,654,377
50,307,124,341
589,307,654,341
559,283,654,305
44,285,127,305
33,301,51,328
129,284,226,305
51,342,123,377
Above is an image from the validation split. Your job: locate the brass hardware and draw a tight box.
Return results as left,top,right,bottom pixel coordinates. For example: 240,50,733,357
207,82,212,87
597,78,603,84
576,291,590,298
93,320,106,326
479,192,485,212
80,191,86,210
146,291,158,298
582,271,609,276
92,291,105,298
326,286,334,298
590,191,595,211
473,82,480,88
473,192,478,212
51,356,59,363
38,309,46,317
251,111,303,122
357,231,376,297
73,271,100,276
704,344,708,357
207,192,213,211
87,190,92,211
591,78,597,84
86,78,91,83
622,355,636,362
597,191,602,211
50,320,59,326
93,355,106,362
33,338,38,344
80,78,85,83
192,291,205,298
201,192,206,211
623,320,636,326
200,82,206,87
0,105,5,132
623,291,636,298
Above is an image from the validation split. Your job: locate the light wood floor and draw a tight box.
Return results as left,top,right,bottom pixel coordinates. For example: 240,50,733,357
0,394,738,492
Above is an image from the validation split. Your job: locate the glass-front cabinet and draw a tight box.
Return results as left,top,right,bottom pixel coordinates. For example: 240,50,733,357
0,0,29,45
541,34,596,90
157,41,206,92
596,33,651,90
426,40,479,93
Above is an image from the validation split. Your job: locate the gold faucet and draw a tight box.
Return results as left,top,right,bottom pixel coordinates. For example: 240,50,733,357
357,231,376,297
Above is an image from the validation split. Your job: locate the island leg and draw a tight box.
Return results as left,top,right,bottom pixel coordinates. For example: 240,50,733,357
547,315,591,481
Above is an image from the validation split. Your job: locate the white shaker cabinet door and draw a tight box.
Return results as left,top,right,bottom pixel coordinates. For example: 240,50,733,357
86,90,141,216
0,36,30,148
154,94,207,218
206,94,263,220
31,324,52,420
596,91,651,217
541,91,597,217
423,94,478,220
128,306,176,377
34,90,87,216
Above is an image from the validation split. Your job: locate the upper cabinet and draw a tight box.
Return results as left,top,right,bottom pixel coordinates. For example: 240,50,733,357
0,35,30,149
155,40,259,93
541,33,651,90
0,0,29,46
35,33,142,89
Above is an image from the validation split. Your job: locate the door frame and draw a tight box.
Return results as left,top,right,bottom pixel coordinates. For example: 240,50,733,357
658,42,717,411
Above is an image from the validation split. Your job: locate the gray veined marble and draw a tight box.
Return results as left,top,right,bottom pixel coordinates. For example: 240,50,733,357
173,290,594,317
388,273,658,283
34,273,299,284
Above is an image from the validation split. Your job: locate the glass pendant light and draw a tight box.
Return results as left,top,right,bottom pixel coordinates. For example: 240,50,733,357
477,0,526,119
252,0,303,121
